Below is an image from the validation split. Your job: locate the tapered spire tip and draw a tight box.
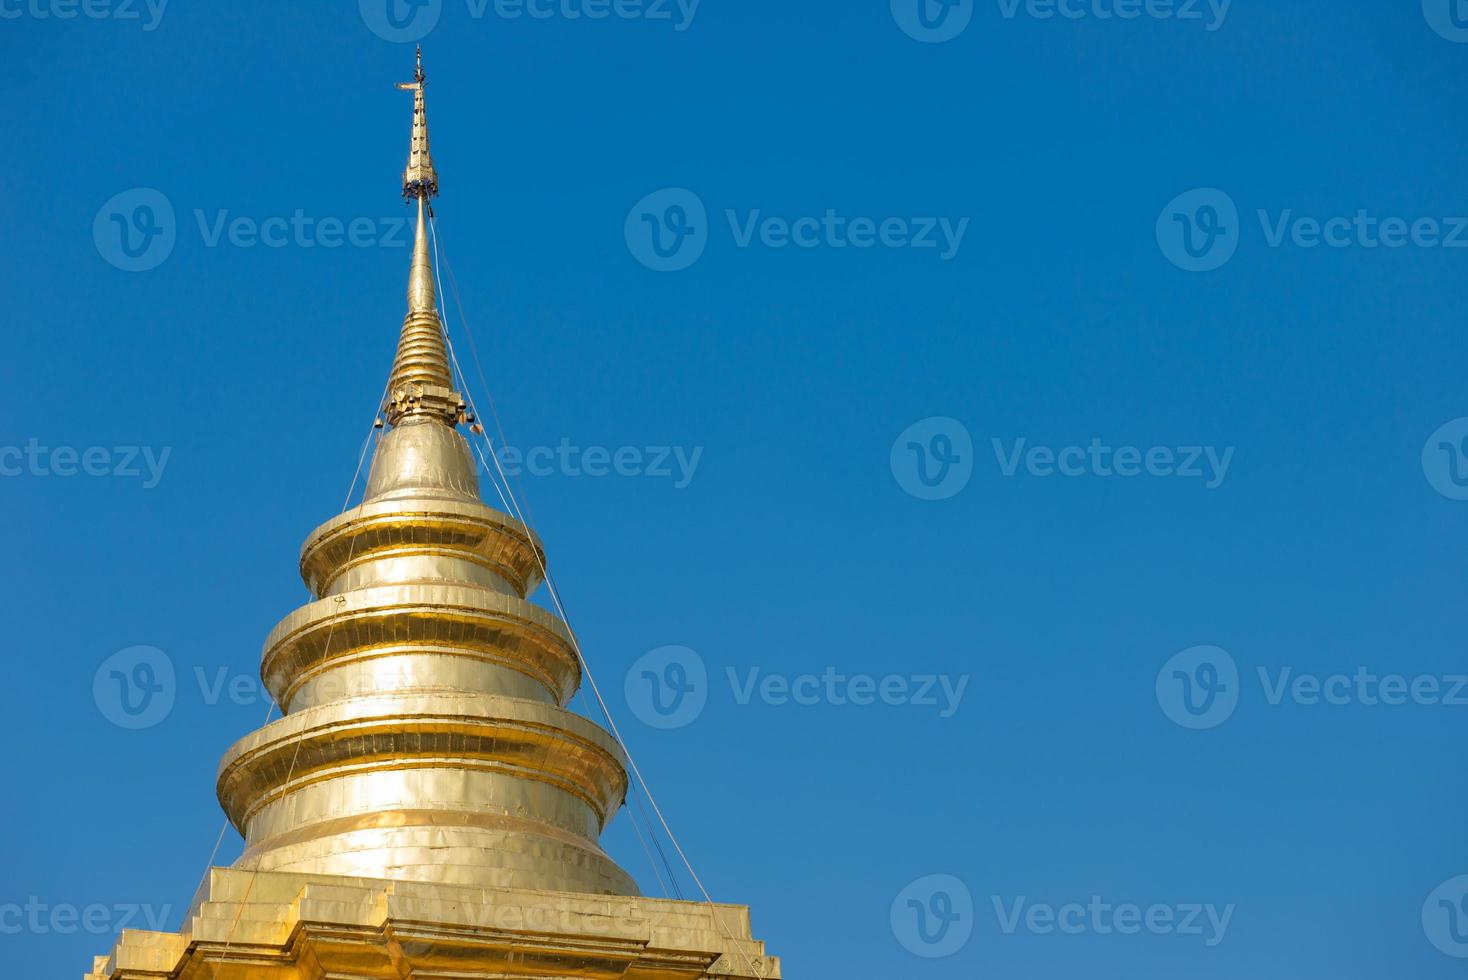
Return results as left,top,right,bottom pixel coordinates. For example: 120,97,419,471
397,46,438,200
384,50,457,428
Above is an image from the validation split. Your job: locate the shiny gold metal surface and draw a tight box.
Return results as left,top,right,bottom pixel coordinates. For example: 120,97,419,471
209,48,635,898
87,49,781,979
396,47,438,200
88,869,779,980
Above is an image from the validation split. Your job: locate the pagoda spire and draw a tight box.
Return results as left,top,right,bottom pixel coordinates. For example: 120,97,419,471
197,49,640,902
89,48,784,979
398,45,438,200
384,47,457,427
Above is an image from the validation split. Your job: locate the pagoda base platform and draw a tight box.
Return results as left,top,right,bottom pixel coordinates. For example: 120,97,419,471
87,867,780,980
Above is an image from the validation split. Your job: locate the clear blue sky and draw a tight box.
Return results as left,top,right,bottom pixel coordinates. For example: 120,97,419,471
3,2,1467,977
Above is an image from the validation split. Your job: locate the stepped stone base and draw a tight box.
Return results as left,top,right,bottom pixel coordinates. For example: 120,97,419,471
87,867,780,980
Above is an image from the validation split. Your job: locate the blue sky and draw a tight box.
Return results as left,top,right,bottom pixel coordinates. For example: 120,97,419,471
3,1,1468,977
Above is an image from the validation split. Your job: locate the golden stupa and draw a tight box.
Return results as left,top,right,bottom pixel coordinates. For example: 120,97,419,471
87,51,779,980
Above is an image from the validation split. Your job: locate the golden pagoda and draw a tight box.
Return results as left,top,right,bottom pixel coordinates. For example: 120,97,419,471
87,51,779,980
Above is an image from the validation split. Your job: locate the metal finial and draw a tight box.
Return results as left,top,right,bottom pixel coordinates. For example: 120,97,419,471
383,51,456,427
397,48,438,200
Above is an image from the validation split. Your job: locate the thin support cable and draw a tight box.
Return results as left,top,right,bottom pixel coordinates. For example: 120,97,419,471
428,219,676,899
429,215,764,976
208,375,392,976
